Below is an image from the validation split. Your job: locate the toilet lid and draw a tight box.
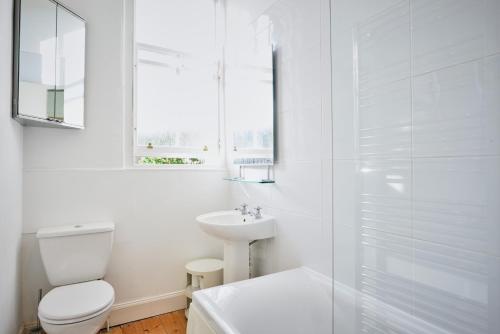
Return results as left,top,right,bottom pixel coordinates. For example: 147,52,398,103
39,280,114,323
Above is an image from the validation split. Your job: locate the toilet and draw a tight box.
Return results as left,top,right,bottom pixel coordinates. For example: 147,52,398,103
36,222,115,334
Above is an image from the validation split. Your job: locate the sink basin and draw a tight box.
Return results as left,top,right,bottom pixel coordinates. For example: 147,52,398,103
196,210,275,241
196,210,275,283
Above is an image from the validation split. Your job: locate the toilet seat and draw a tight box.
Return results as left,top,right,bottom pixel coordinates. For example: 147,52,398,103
39,280,114,325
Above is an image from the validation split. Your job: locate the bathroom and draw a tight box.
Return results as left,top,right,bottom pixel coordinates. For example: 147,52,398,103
0,0,499,333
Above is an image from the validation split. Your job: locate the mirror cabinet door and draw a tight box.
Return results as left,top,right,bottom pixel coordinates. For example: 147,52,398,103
18,0,57,121
14,0,85,128
55,5,86,127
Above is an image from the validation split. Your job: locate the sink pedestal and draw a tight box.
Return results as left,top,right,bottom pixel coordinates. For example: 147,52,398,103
223,241,249,283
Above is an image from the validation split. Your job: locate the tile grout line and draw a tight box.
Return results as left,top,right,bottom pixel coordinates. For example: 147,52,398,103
408,0,416,320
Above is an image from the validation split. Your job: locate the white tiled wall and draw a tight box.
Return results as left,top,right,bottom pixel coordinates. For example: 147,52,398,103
333,0,500,333
224,0,332,278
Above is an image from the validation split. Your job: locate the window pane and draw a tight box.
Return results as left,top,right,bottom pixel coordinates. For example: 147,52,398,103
136,0,216,56
135,0,219,154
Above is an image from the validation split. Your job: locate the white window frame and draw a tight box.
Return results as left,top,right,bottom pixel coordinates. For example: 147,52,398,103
132,0,226,168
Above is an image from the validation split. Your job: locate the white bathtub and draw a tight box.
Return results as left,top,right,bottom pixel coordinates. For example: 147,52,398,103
187,267,332,334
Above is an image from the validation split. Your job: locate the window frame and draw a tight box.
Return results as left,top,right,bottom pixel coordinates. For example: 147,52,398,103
132,0,226,168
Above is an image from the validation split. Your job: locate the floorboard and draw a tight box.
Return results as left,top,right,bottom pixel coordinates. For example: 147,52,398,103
100,310,187,334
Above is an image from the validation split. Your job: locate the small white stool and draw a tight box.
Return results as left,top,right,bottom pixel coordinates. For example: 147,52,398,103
185,258,223,317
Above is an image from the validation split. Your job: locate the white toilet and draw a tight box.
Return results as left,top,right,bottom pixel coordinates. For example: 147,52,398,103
36,222,115,334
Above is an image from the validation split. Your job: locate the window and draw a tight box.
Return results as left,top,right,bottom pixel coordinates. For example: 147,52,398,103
134,0,224,166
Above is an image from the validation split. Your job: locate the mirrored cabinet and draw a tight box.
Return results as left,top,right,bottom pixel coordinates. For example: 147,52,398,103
12,0,86,128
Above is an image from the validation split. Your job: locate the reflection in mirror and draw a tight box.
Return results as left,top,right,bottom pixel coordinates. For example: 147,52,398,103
18,0,57,120
227,43,275,165
56,5,86,126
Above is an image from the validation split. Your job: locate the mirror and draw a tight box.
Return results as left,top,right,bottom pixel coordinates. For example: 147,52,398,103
55,5,86,126
227,43,275,165
13,0,86,128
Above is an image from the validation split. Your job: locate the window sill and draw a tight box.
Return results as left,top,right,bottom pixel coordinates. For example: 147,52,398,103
24,165,227,173
129,163,227,171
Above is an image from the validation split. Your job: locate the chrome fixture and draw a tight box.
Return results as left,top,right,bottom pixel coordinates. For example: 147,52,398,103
235,203,249,215
250,206,262,219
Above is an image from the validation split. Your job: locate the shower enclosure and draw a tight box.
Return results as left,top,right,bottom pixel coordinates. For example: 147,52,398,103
332,1,500,333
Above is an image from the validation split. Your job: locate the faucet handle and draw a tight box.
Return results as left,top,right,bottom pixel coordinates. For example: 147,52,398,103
253,206,262,219
235,203,249,215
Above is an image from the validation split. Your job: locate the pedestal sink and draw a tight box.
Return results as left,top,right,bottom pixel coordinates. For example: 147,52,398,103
196,210,275,283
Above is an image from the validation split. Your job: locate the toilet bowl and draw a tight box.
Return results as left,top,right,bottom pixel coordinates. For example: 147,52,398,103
38,280,115,334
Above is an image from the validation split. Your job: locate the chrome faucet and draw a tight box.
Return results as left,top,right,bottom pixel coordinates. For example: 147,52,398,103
250,206,262,219
235,203,249,215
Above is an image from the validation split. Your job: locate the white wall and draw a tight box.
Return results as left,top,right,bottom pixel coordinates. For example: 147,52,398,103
21,0,229,325
333,0,500,333
224,0,332,278
0,0,24,333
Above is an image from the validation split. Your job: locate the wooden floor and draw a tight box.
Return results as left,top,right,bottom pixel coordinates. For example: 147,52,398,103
100,310,187,334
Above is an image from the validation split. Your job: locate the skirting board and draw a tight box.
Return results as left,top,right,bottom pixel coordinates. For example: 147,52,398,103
108,290,187,327
22,291,187,332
